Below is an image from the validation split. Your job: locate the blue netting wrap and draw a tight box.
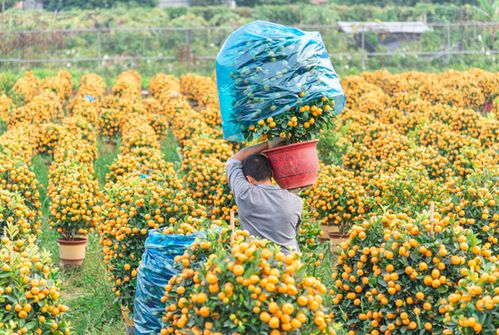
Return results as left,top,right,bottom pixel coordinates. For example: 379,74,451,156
216,20,345,142
134,230,204,335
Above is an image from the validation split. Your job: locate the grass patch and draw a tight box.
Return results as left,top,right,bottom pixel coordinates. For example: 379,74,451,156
39,228,126,335
160,130,180,164
33,139,126,334
31,154,51,214
95,137,121,187
0,119,7,136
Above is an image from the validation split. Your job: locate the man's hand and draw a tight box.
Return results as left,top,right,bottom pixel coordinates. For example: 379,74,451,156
230,142,269,162
268,137,285,149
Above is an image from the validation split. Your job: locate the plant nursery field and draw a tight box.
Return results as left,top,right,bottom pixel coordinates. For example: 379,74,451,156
0,68,497,335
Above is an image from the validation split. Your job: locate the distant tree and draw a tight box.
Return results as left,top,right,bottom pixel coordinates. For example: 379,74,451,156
189,0,227,5
41,0,158,11
236,0,309,5
328,0,478,5
474,0,498,20
3,0,18,10
189,0,309,5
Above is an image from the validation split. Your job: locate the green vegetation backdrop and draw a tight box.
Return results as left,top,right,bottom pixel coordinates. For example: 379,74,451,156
2,3,495,31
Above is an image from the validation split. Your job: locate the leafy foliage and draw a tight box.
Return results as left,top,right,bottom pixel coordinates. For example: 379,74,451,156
41,0,158,11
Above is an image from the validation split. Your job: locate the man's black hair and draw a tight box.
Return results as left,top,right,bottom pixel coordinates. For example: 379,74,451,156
242,154,273,182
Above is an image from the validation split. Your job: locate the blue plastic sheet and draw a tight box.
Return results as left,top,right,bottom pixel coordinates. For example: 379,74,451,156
216,20,346,142
134,229,204,335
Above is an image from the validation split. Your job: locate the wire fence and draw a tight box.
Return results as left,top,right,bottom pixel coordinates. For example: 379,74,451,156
0,22,498,71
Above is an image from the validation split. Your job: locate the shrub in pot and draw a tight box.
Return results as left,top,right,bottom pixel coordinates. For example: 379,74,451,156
162,229,334,334
252,96,338,189
445,261,498,335
441,170,498,255
216,21,345,190
304,164,369,236
0,224,70,334
0,189,37,243
330,211,487,335
0,155,42,235
48,160,101,266
99,171,205,317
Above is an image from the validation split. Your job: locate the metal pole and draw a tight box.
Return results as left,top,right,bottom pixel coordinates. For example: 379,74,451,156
17,32,21,62
97,30,102,68
446,23,451,64
2,0,5,32
361,31,366,71
187,28,193,64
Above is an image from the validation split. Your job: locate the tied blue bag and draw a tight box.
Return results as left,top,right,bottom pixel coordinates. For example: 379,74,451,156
216,20,345,142
134,229,204,335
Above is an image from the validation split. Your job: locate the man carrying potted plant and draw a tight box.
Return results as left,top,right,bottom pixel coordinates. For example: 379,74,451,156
226,140,302,254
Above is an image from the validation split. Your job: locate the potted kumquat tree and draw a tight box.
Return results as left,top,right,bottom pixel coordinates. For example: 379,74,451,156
216,21,345,190
162,228,335,335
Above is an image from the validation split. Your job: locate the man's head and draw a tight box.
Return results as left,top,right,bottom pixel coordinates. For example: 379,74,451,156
242,154,273,185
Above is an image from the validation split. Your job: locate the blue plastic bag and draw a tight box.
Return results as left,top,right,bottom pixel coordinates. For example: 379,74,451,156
216,20,345,142
134,229,204,335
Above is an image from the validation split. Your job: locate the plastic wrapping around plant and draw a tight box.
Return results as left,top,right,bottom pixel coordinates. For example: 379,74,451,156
216,20,345,142
134,229,205,335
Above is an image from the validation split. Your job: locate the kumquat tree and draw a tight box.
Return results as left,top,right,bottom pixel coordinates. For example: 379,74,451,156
0,17,497,334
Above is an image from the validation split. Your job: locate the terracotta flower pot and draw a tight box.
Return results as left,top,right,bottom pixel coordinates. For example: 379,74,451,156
263,139,320,190
483,99,493,113
121,305,134,335
328,227,349,254
57,237,88,266
319,224,336,241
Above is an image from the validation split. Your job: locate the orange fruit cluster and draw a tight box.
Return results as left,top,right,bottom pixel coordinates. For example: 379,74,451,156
149,73,180,100
0,189,37,239
330,212,492,335
441,171,498,255
0,228,70,335
48,116,100,240
0,72,71,334
39,70,73,101
100,92,206,316
112,69,142,99
9,91,64,128
0,124,36,163
304,164,368,232
12,71,41,103
98,72,170,142
446,261,498,335
0,155,42,235
9,71,72,128
180,74,219,109
161,229,334,335
34,123,64,157
244,96,336,144
0,93,12,123
151,74,235,220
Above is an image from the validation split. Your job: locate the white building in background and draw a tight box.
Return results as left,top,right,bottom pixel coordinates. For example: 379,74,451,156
158,0,189,7
15,0,43,9
158,0,236,7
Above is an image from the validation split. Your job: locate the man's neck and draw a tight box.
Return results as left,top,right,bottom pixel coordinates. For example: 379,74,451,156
255,179,273,186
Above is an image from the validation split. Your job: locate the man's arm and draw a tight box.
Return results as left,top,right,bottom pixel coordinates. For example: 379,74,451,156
226,142,271,198
230,142,269,162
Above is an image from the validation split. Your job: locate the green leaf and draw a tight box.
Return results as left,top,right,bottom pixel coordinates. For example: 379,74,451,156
25,320,37,330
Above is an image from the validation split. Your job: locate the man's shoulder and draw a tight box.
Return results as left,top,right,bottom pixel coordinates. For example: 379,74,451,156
226,158,241,168
289,192,303,208
226,158,242,177
277,189,302,208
